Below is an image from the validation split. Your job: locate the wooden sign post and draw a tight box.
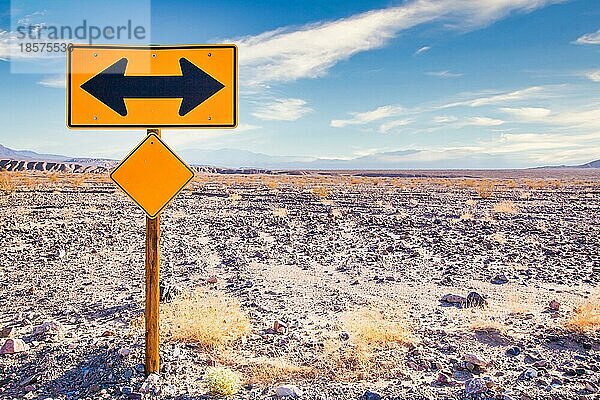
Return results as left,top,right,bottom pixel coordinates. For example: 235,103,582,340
144,129,161,374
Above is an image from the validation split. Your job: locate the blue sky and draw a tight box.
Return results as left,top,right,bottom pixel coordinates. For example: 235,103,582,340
0,0,599,168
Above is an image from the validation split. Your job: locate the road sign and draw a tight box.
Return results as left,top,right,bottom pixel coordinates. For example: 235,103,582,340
110,133,194,218
67,44,237,128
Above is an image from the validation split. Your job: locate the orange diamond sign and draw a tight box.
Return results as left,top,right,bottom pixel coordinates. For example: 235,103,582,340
110,133,194,218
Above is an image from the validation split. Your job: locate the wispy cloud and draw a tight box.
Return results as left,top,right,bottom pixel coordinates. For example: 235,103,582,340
585,70,600,82
37,75,65,88
235,0,560,86
575,28,600,45
251,98,313,121
378,119,412,133
441,86,549,108
426,70,463,78
330,105,404,128
465,116,504,126
501,106,600,129
415,46,431,55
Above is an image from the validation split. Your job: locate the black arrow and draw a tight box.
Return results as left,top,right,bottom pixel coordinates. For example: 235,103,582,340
81,57,225,117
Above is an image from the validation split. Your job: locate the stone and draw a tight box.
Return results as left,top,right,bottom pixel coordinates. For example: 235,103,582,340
464,353,489,369
440,294,467,305
0,338,29,354
32,321,64,340
519,368,538,380
0,326,14,338
549,300,560,311
121,386,133,395
362,390,382,400
465,378,488,395
585,381,598,393
118,347,131,357
507,346,521,356
276,384,303,398
339,331,350,341
206,276,218,284
274,320,288,334
466,292,487,308
491,274,509,284
436,372,452,385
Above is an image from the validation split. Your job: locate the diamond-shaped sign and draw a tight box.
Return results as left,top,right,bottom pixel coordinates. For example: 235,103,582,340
110,134,194,218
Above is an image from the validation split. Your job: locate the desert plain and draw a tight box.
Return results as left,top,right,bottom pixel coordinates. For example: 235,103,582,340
0,169,599,400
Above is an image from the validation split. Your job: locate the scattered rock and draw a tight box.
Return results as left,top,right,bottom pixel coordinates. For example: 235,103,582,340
118,347,131,357
585,381,599,393
506,346,521,356
464,353,489,369
206,276,218,284
274,320,288,334
0,326,14,338
32,321,64,341
0,338,29,355
491,273,509,284
549,300,560,311
276,384,303,398
362,390,382,400
465,378,488,395
440,294,467,305
466,292,487,308
519,368,538,380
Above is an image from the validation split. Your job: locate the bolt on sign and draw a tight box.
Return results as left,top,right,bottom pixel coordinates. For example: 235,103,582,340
67,44,237,128
66,44,238,375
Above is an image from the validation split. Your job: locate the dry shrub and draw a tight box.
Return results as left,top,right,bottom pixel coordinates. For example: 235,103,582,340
505,179,517,189
312,186,329,198
476,180,495,199
48,173,60,183
490,232,507,244
161,288,251,350
272,207,288,217
229,193,242,203
240,358,315,384
69,174,87,187
321,308,414,380
566,296,600,333
493,200,519,214
0,172,16,193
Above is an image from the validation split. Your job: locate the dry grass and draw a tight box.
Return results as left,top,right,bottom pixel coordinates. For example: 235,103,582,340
239,358,315,384
161,288,251,350
312,186,330,198
272,207,288,217
566,296,600,333
0,172,16,193
475,180,495,199
493,200,519,214
320,308,415,380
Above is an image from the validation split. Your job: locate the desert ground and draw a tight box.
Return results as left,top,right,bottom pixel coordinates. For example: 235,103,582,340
0,170,599,400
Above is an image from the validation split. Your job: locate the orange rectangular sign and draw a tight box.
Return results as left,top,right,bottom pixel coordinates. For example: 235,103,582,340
67,44,237,129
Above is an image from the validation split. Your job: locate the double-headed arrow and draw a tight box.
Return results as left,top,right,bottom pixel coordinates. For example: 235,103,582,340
81,57,225,117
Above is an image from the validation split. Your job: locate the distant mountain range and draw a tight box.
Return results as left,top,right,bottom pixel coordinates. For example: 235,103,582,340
0,143,598,170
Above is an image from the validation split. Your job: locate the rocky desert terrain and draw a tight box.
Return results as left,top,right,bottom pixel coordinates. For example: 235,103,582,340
0,170,599,400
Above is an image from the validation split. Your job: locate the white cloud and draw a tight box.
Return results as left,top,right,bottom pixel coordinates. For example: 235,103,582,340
251,98,313,121
465,116,504,126
500,107,551,119
235,0,560,86
426,70,463,78
378,119,412,133
37,75,65,88
575,29,600,45
585,70,600,82
330,105,404,128
501,107,600,128
415,46,431,55
441,86,548,108
433,115,458,123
